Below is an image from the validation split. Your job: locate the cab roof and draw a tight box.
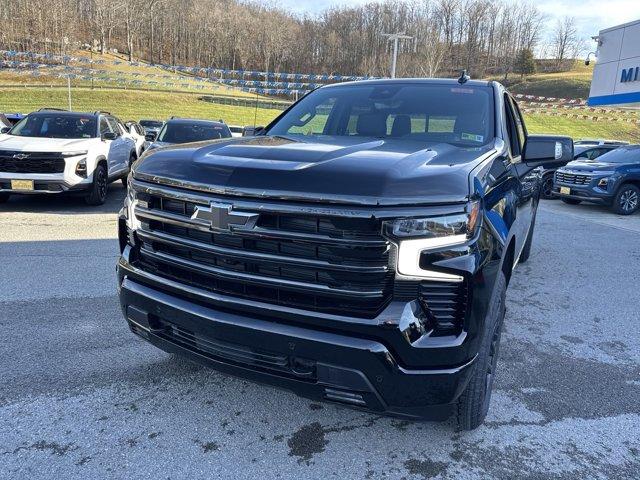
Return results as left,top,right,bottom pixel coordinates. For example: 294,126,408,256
320,77,494,89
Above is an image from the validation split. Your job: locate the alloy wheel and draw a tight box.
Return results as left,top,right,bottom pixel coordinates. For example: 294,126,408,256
619,189,638,213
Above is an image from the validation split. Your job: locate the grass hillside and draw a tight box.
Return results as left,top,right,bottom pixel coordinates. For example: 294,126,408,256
0,50,273,100
1,54,638,141
0,87,281,126
503,62,594,99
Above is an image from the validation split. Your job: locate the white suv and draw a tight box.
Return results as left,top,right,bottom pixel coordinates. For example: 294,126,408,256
0,109,137,205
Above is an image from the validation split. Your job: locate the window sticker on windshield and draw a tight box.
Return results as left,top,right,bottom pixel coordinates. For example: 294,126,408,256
451,88,474,94
462,132,484,142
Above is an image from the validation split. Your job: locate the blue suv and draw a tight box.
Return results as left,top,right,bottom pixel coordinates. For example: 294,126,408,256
554,145,640,215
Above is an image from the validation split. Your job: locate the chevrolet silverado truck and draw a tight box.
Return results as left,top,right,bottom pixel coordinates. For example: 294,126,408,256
0,109,136,205
117,78,573,429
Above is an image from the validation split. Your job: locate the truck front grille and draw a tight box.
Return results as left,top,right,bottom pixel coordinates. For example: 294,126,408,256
131,181,394,318
0,151,66,174
555,171,591,185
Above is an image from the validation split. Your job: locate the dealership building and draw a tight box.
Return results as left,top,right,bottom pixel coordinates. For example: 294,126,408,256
588,19,640,107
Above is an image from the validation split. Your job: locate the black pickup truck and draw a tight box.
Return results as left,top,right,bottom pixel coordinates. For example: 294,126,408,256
117,79,572,430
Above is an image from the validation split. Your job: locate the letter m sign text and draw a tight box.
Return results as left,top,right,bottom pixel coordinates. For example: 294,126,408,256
620,67,639,83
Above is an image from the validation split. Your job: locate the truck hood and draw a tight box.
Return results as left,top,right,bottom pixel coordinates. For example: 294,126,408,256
0,135,93,152
563,160,624,172
133,135,497,205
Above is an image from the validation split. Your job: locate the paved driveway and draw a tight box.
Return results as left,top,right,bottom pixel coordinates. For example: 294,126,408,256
1,188,639,479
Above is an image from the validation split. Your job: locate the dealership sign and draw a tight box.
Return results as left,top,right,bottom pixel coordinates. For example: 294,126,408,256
588,19,640,107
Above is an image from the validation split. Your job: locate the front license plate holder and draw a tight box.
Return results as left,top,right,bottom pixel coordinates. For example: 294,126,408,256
11,179,34,190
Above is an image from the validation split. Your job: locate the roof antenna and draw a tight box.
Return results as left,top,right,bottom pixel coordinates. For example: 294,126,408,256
458,69,470,84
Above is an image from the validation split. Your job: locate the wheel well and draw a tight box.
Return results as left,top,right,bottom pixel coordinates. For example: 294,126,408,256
617,179,640,191
501,239,516,286
96,157,107,170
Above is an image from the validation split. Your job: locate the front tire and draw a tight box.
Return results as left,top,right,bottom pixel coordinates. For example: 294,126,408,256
612,184,639,215
456,271,506,431
561,198,581,205
540,174,555,200
518,214,536,264
84,163,108,206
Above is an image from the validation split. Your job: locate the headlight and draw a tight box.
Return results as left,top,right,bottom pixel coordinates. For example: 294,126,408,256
384,201,480,280
124,176,143,231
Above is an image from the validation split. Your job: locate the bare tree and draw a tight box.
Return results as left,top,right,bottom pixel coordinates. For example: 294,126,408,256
0,0,551,79
550,16,581,69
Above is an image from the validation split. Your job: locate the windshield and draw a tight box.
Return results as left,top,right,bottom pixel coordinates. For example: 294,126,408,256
140,120,163,128
10,113,97,139
157,122,230,143
268,83,494,147
590,145,640,164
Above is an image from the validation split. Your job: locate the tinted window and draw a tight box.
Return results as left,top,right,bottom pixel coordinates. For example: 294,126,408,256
105,117,121,136
10,113,97,139
503,95,520,157
268,83,494,147
99,117,112,135
591,146,640,164
140,120,163,128
157,122,231,143
509,97,527,151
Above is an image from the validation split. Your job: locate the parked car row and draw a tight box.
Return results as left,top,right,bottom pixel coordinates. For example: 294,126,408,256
0,111,238,206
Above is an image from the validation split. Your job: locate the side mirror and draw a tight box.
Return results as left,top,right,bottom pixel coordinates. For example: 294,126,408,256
523,135,574,168
243,126,265,136
0,127,10,134
102,131,118,141
145,132,157,141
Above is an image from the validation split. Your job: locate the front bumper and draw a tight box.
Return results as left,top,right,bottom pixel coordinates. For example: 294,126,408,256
118,269,477,420
553,172,618,205
0,178,91,194
116,231,502,420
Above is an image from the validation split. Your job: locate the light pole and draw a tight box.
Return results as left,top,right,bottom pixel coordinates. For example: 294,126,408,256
381,32,413,78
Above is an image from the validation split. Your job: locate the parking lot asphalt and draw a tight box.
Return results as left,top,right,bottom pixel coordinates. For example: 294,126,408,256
1,185,639,480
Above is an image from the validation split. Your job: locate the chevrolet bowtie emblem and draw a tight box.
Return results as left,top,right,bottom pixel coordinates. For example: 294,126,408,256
191,202,259,232
12,153,29,160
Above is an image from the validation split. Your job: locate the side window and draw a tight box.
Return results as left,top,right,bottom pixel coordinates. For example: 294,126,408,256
106,117,121,136
503,95,520,158
509,98,527,151
99,117,112,135
591,148,609,159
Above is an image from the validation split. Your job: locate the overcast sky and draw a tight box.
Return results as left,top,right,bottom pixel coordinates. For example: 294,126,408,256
278,0,640,51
